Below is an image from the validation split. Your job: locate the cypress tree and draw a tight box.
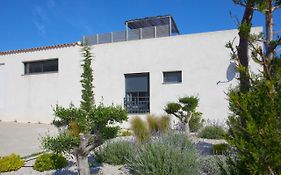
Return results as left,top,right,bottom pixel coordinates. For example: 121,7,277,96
80,46,94,113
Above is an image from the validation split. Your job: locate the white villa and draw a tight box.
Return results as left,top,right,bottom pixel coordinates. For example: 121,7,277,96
0,15,261,124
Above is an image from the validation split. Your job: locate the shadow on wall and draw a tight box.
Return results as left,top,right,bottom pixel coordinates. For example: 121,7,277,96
217,62,237,85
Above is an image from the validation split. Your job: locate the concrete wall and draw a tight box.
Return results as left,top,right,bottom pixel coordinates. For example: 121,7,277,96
93,27,262,124
0,46,82,123
0,27,262,124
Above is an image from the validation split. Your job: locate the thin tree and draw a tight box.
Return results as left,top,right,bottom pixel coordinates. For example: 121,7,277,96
221,1,281,174
231,0,281,80
262,0,281,60
80,46,94,112
231,0,256,92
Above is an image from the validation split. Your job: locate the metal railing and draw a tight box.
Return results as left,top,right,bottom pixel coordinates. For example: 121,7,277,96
83,25,170,45
124,96,150,114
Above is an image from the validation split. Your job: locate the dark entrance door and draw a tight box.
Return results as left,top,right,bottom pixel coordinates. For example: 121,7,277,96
124,73,150,114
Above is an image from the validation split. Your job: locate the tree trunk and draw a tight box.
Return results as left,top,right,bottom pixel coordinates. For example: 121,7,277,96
77,154,90,175
75,133,91,175
184,123,190,135
182,116,191,135
265,0,274,60
237,0,255,92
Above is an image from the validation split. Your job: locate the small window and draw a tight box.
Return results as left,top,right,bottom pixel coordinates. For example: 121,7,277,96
163,71,182,83
24,59,58,74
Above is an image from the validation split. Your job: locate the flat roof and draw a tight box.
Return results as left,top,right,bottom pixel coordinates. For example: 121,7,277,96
125,15,180,34
0,42,81,56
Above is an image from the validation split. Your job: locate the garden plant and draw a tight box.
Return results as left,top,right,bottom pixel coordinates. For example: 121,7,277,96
164,96,202,134
41,46,128,175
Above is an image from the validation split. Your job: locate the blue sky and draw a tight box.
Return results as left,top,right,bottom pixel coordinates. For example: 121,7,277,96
0,0,280,51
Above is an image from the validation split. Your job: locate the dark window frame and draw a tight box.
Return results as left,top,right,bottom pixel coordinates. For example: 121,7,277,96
23,58,59,75
163,71,182,84
124,72,150,114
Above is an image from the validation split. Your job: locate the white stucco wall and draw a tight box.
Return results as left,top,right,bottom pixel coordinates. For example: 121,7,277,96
0,27,262,124
92,27,262,124
0,46,82,123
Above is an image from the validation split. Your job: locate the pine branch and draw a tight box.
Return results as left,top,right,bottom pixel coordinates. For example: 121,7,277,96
233,0,259,10
267,37,281,54
273,4,281,11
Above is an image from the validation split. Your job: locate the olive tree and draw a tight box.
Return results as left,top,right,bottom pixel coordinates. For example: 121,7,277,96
41,46,128,175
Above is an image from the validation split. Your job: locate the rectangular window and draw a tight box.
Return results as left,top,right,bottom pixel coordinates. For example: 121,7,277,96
163,71,182,83
124,73,150,114
24,59,58,74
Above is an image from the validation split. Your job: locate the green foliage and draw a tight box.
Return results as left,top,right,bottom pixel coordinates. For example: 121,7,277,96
95,141,135,165
118,129,132,137
0,154,24,172
179,96,199,111
68,121,80,137
238,21,252,39
90,104,128,138
212,143,229,155
189,112,204,132
128,133,199,175
164,102,181,113
198,125,226,139
80,46,94,113
33,153,67,172
130,116,150,143
226,66,281,174
42,46,128,175
99,126,119,140
41,133,79,154
52,103,88,131
199,155,228,175
164,96,201,133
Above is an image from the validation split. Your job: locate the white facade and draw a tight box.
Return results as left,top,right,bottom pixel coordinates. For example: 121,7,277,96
0,27,262,124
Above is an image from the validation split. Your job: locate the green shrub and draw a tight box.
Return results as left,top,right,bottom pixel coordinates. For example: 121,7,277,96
100,126,120,139
128,133,199,175
198,125,226,139
41,133,79,154
130,116,150,143
33,153,67,172
0,154,24,172
95,141,135,165
118,129,132,137
212,143,228,155
189,112,204,132
199,155,228,175
164,96,201,134
68,121,80,137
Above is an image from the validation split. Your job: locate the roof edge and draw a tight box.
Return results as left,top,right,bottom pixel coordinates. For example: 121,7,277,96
0,42,81,56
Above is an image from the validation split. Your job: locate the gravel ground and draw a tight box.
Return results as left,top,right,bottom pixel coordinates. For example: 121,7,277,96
1,133,226,175
0,122,57,157
1,157,128,175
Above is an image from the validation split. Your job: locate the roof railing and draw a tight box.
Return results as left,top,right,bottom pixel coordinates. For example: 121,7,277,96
83,24,176,46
